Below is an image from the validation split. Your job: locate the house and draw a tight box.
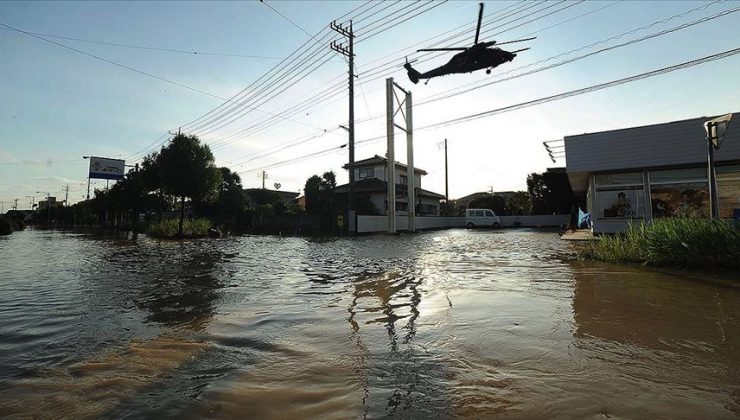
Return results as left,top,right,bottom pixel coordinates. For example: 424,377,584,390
335,155,445,216
564,112,740,233
243,188,299,210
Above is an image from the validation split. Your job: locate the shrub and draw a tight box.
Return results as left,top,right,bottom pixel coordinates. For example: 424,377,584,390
584,218,740,269
148,218,211,239
0,217,11,236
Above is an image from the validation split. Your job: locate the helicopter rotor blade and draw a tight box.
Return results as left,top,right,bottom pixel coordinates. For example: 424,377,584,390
495,36,537,46
510,47,531,54
474,2,484,44
417,47,468,52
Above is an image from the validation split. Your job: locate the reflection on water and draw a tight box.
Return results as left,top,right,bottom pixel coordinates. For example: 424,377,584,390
0,228,738,418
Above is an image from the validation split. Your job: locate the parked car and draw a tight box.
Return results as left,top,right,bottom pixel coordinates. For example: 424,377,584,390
465,208,501,229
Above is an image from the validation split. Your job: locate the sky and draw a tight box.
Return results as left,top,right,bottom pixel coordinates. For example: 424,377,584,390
1,0,739,210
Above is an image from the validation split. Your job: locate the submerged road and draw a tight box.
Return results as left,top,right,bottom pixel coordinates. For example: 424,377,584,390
0,228,738,418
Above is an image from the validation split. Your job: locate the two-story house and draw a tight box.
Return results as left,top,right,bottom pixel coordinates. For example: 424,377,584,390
335,155,445,216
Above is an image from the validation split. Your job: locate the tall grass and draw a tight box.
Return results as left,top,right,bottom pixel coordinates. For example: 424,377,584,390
584,218,740,269
148,218,211,239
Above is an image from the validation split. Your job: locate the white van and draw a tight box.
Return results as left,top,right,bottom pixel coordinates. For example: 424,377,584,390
465,208,502,229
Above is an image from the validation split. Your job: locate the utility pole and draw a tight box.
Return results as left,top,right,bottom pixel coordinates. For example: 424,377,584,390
385,78,414,233
13,198,18,211
330,19,355,234
262,171,267,190
444,138,449,202
386,78,396,234
64,185,69,207
405,88,415,233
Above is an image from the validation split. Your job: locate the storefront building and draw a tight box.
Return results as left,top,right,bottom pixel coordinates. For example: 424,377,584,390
564,113,740,233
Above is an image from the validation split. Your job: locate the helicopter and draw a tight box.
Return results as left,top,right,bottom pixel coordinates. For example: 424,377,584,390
404,2,535,84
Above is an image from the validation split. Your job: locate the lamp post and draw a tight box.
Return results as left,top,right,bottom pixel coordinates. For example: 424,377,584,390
82,156,91,200
704,113,733,219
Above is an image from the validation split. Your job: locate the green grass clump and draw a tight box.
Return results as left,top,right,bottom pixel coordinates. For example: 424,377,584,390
148,218,212,239
584,218,740,269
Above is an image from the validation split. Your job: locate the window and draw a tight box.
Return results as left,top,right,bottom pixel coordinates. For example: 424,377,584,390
485,211,494,217
358,167,375,179
395,202,408,212
475,210,484,217
595,187,646,219
649,168,708,218
420,204,437,215
400,175,408,185
593,172,646,220
717,165,740,219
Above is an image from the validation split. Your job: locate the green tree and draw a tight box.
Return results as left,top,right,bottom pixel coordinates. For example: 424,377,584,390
469,194,507,215
527,171,574,215
304,175,322,213
157,134,221,237
508,191,531,215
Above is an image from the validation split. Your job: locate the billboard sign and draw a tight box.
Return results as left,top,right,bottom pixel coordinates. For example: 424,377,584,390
88,156,125,180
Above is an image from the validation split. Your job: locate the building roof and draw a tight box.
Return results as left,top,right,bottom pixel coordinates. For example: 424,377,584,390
335,178,445,199
565,112,740,174
342,155,428,175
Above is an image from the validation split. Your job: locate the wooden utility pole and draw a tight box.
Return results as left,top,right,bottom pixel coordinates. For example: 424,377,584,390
262,171,266,189
330,19,355,234
64,185,69,207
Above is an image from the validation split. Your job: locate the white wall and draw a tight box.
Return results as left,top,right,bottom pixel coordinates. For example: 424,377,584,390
356,215,568,233
499,215,569,227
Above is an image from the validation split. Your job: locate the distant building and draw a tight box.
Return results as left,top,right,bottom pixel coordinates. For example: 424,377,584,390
38,196,63,210
335,155,445,216
243,188,299,209
564,112,740,233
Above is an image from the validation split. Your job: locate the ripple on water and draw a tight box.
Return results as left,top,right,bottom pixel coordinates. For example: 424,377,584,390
0,228,739,418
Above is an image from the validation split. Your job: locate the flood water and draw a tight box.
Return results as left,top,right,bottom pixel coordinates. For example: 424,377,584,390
0,228,738,419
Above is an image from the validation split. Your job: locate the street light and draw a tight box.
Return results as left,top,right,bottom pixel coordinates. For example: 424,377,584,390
704,113,733,219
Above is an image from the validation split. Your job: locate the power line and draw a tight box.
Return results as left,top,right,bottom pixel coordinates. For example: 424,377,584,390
417,3,740,106
202,1,586,152
421,47,740,129
188,1,449,147
0,21,231,101
244,46,740,173
127,1,378,159
260,0,318,41
198,1,551,147
0,27,287,59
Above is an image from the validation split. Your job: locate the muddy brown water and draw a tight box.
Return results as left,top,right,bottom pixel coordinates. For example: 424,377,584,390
0,228,738,419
